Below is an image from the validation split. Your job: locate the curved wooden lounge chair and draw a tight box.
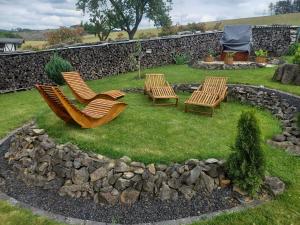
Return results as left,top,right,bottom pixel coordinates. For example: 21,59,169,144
199,76,228,101
35,85,127,128
144,74,178,106
62,71,125,104
184,91,222,116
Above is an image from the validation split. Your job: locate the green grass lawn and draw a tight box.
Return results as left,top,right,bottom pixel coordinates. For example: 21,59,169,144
0,64,300,225
37,93,281,164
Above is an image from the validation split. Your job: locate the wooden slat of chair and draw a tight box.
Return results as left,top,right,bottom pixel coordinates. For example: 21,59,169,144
63,71,125,104
144,74,178,106
35,85,74,123
185,91,221,116
144,74,166,94
36,85,127,128
198,76,228,101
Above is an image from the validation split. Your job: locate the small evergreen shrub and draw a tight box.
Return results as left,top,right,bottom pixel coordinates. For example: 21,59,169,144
173,53,189,65
227,111,265,196
287,42,300,56
45,53,73,85
293,47,300,64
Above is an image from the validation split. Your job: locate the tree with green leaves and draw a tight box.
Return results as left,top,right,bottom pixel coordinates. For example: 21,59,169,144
227,111,266,196
77,0,173,40
77,0,113,41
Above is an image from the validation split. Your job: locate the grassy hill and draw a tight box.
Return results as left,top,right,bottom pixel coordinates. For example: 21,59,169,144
205,12,300,30
19,13,300,50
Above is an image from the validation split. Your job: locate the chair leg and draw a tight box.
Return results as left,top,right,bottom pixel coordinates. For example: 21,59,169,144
175,98,178,107
210,107,214,117
185,104,188,112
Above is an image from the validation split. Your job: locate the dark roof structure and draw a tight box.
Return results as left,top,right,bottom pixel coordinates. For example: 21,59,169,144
0,38,24,44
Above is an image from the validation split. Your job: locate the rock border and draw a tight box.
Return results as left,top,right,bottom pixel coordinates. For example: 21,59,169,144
0,123,265,225
190,61,267,70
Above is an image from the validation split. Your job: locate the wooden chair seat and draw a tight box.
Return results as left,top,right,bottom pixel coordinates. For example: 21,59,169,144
185,91,221,116
63,71,125,104
36,85,127,128
151,86,178,99
144,74,179,106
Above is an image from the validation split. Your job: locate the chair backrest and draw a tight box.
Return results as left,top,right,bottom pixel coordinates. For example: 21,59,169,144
202,76,227,92
62,71,96,99
35,85,79,121
145,74,166,91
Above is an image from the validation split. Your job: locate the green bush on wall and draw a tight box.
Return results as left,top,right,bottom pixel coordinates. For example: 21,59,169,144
173,53,189,65
45,53,74,85
293,47,300,64
226,111,266,196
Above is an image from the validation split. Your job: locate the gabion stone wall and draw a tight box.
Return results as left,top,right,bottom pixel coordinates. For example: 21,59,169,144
0,26,298,92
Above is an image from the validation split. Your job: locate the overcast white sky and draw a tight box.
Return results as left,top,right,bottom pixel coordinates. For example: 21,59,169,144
0,0,273,30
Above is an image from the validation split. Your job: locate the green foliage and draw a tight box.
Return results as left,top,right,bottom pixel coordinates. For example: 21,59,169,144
173,53,189,65
0,31,22,38
226,52,236,58
293,46,300,64
138,31,156,39
44,53,73,85
227,111,266,196
77,0,173,40
287,42,300,56
129,41,143,78
208,49,217,57
79,1,113,42
45,27,84,45
255,49,268,57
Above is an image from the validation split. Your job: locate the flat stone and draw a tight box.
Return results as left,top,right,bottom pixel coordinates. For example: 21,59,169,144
119,156,131,164
196,172,215,193
32,129,45,135
155,164,167,171
98,192,118,205
159,182,171,201
72,167,89,184
184,166,202,185
115,178,131,191
272,134,287,142
130,162,145,168
220,179,231,188
122,172,135,179
133,167,144,174
147,163,156,175
179,185,196,200
114,161,130,173
90,167,107,182
205,158,219,164
264,176,285,196
120,188,140,205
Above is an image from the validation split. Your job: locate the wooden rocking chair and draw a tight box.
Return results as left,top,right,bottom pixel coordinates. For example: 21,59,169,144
62,71,125,104
144,74,178,106
35,85,127,128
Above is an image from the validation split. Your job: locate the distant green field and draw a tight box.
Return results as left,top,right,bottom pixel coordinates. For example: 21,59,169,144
205,12,300,29
20,12,300,50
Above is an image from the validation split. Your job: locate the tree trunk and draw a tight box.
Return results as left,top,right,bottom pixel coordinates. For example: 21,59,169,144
128,31,135,40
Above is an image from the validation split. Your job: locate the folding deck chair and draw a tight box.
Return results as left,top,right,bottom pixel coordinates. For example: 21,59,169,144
144,74,178,106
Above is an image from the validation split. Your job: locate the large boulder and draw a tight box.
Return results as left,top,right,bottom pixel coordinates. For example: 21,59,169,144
273,64,300,85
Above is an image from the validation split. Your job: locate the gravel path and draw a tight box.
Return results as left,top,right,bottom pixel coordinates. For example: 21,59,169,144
0,148,239,224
